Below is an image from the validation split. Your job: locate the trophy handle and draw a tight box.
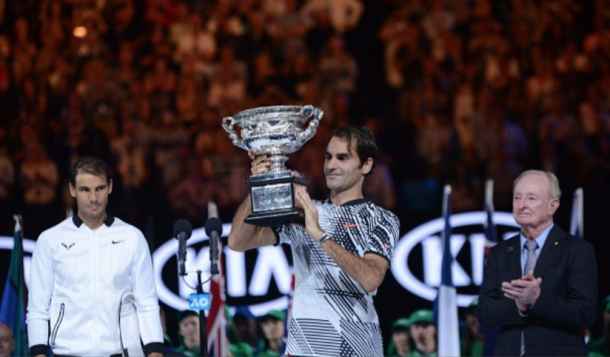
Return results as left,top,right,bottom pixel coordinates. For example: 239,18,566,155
297,106,323,144
222,116,246,150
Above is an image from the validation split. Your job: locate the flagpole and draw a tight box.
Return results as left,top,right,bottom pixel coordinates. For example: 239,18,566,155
570,188,583,239
482,180,500,357
438,185,460,357
198,201,220,357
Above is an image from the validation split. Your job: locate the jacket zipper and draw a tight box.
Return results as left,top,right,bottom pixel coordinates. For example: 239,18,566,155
50,303,65,346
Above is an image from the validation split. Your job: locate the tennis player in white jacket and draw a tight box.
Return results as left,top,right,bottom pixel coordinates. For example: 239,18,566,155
27,156,163,357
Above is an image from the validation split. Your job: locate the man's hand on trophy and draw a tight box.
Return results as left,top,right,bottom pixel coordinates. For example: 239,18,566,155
294,185,324,240
291,170,305,179
249,151,271,175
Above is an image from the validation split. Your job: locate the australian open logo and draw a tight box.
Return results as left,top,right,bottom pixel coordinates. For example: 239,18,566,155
390,211,520,307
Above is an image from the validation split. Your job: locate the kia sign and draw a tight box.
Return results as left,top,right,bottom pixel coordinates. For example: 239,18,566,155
391,211,519,306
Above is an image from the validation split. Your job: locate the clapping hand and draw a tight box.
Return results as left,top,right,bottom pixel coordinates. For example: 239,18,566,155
501,271,542,311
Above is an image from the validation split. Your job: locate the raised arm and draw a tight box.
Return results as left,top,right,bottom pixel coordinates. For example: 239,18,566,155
227,153,277,252
320,239,389,292
227,194,277,251
294,186,392,292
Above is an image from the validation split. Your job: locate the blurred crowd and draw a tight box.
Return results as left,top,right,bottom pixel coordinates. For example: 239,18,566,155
0,0,368,238
381,0,610,226
0,0,609,239
0,0,609,234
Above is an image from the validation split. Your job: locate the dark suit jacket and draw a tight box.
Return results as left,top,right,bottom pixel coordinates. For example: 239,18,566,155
476,224,598,356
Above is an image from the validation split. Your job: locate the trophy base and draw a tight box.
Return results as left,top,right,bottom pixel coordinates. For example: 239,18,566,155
246,175,309,227
245,208,304,227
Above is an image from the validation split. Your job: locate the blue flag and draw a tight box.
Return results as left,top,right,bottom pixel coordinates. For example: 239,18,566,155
437,185,460,356
569,188,583,239
482,181,500,356
0,215,30,356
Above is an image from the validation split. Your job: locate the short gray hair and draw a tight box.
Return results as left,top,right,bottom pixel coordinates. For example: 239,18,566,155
513,170,561,199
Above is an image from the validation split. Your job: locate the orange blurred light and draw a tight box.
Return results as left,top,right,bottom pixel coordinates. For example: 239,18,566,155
73,26,87,38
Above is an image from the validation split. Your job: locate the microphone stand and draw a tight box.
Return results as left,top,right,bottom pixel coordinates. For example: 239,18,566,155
197,270,208,357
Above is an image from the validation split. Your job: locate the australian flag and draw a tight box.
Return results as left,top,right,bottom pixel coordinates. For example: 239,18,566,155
207,246,227,357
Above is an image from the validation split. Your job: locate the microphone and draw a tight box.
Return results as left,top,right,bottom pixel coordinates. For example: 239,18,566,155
173,219,192,276
205,217,222,275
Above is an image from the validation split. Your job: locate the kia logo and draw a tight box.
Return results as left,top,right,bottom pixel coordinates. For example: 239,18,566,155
391,211,519,306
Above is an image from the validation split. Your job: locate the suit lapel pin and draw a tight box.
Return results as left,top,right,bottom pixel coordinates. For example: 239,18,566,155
555,242,558,245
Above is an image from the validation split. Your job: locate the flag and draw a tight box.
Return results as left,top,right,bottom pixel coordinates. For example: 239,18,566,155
207,244,227,357
280,269,295,356
569,188,583,239
0,215,30,356
437,185,460,357
483,180,498,256
482,181,500,357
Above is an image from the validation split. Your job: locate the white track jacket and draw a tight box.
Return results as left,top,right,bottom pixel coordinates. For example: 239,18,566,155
27,215,163,356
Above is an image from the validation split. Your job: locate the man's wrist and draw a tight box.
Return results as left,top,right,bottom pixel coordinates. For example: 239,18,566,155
318,232,332,245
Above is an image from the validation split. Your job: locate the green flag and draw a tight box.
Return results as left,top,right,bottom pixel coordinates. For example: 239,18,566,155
0,215,30,356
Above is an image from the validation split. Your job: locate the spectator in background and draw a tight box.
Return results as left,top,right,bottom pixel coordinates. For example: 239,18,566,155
152,110,189,188
0,127,15,230
168,156,231,227
110,118,149,221
362,118,397,210
267,0,310,58
0,323,15,357
257,310,286,357
461,298,483,357
159,308,187,357
175,310,200,357
589,296,610,357
386,318,411,357
19,143,60,236
407,309,437,357
233,306,258,353
449,161,482,213
319,36,358,96
417,109,461,184
301,0,364,34
173,12,216,79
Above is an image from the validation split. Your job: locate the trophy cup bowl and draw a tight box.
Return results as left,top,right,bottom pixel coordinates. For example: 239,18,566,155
222,105,323,227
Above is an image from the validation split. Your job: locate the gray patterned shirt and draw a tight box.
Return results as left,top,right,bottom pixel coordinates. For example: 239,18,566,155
274,198,400,357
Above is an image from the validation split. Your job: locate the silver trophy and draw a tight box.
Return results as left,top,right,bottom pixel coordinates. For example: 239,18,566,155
222,105,323,227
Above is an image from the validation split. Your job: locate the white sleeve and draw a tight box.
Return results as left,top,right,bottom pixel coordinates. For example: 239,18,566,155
130,230,163,346
26,233,54,348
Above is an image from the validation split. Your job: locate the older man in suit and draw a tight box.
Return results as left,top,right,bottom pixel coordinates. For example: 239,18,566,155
477,170,597,356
